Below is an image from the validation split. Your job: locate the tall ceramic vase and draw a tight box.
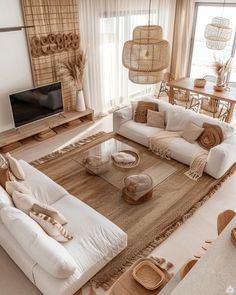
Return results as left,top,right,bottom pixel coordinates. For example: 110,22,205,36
76,90,86,112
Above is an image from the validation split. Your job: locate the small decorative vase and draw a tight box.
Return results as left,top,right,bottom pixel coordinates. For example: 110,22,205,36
76,90,86,112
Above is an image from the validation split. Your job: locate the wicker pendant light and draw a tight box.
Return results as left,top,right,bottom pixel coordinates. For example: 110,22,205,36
204,1,232,50
122,0,170,84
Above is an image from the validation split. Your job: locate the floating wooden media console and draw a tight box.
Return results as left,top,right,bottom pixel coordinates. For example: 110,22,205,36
0,109,94,152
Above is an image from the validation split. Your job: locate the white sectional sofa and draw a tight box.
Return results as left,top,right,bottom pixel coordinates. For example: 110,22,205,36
113,97,236,179
0,160,127,295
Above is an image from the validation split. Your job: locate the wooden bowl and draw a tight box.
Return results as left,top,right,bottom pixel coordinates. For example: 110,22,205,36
194,78,206,88
214,85,225,92
112,150,140,169
132,260,165,290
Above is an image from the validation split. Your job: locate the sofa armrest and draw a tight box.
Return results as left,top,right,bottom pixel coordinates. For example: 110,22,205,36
206,141,236,179
113,106,132,132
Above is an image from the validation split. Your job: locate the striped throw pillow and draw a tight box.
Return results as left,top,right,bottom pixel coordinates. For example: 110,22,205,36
29,210,73,242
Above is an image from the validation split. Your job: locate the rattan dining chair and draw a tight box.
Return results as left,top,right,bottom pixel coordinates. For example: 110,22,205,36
157,72,174,98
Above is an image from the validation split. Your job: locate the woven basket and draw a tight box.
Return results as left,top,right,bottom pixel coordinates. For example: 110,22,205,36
112,150,140,169
194,78,206,88
132,260,165,290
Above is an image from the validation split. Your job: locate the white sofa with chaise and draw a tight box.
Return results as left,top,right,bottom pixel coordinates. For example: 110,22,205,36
0,160,127,295
113,97,236,179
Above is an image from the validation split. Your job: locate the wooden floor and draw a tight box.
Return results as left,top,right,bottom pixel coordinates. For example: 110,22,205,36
0,114,235,295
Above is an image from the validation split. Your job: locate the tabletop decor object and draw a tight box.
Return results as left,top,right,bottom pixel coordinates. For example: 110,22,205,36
58,49,87,111
112,150,140,169
212,56,232,90
194,78,206,88
132,260,165,290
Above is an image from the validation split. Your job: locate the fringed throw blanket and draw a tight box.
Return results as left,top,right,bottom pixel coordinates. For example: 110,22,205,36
149,131,209,181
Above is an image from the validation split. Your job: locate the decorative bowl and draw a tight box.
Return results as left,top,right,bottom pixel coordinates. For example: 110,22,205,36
214,85,225,92
132,260,165,290
194,78,206,88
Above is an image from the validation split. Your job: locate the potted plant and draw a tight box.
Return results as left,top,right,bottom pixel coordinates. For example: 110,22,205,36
58,49,87,111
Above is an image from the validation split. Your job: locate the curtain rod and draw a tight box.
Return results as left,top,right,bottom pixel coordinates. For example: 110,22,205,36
0,25,34,33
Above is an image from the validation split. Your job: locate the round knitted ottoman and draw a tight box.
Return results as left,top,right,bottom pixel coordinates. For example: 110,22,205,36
122,173,153,205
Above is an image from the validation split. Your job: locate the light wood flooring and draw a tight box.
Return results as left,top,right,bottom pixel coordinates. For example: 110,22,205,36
1,114,236,295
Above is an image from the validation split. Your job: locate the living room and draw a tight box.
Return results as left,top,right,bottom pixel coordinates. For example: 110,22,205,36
0,0,236,294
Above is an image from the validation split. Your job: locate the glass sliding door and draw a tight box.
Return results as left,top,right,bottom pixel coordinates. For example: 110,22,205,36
188,3,236,82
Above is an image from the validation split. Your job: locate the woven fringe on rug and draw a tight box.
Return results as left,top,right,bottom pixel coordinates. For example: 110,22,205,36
31,131,106,166
90,164,236,290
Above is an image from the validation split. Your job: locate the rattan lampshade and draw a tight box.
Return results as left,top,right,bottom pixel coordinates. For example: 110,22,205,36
205,16,232,50
122,25,170,84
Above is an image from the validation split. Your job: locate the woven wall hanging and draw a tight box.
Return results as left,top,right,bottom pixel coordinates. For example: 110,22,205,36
122,0,170,84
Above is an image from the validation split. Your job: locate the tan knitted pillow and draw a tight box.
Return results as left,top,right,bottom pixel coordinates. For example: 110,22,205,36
182,122,205,144
198,123,223,150
32,203,68,225
147,110,165,128
29,210,73,242
134,101,158,123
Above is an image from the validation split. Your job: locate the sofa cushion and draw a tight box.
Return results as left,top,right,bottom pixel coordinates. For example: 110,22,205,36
191,112,236,139
118,120,162,146
19,160,67,205
182,122,205,144
5,153,25,180
0,207,77,279
147,110,165,128
12,191,36,214
166,108,196,131
198,123,223,150
6,181,32,197
32,203,67,225
29,210,73,242
0,186,13,211
134,101,158,123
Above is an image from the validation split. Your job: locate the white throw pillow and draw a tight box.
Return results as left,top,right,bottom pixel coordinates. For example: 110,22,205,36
166,108,196,131
5,153,25,180
12,191,37,214
0,186,14,210
32,203,68,225
5,181,31,197
30,210,73,242
0,207,77,279
191,113,236,139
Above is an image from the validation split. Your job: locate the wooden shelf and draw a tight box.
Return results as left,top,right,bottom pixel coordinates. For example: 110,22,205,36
0,109,94,152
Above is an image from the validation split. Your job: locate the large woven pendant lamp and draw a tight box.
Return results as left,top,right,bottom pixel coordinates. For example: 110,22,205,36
122,0,170,84
204,1,232,50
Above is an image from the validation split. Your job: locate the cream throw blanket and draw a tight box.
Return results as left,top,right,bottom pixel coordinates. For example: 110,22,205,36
149,131,209,181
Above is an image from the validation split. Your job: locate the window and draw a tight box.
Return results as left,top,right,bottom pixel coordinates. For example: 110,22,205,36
188,3,236,82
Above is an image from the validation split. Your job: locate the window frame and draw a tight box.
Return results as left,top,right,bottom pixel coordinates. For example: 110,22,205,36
187,2,236,82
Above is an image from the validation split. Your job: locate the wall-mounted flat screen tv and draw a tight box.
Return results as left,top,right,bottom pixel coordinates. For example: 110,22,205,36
9,82,63,128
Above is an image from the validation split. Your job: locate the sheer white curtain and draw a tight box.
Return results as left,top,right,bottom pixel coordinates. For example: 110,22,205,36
79,0,176,116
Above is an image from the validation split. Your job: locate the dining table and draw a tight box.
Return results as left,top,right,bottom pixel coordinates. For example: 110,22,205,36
167,77,236,123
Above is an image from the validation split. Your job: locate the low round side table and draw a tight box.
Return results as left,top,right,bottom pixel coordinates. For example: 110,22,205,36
122,173,153,205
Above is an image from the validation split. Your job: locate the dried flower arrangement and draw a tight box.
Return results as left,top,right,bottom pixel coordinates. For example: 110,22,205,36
212,56,233,86
58,49,87,91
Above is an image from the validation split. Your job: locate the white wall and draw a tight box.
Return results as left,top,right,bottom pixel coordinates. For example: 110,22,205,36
0,0,33,132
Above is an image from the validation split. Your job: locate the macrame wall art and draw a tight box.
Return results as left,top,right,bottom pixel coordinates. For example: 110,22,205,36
21,0,81,110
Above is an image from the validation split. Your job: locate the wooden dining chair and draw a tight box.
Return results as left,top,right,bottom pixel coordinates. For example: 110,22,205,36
217,210,236,235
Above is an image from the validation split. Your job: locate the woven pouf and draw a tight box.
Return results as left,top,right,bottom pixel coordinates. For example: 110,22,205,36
122,173,153,205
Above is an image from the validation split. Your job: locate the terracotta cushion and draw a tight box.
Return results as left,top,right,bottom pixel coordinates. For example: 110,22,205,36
198,123,223,150
135,101,158,123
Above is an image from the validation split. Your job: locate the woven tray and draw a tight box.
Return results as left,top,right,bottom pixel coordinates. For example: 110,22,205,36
133,260,165,290
112,150,140,169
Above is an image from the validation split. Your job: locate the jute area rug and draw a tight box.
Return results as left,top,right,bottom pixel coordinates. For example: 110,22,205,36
31,132,236,290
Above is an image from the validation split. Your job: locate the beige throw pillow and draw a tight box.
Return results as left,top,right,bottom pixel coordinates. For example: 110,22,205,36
5,153,25,180
5,181,31,197
147,110,165,128
182,122,205,144
12,191,37,214
32,203,67,225
30,210,73,242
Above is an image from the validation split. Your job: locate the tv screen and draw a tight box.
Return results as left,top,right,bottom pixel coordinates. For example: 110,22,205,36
9,82,63,128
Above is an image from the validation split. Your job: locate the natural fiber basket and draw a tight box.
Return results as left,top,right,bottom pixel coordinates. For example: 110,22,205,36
194,78,206,88
132,260,165,290
112,150,140,169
